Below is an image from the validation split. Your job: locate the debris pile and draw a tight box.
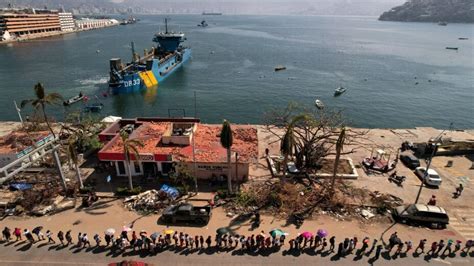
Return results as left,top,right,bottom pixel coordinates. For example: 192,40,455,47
369,190,403,211
124,190,171,213
31,195,76,216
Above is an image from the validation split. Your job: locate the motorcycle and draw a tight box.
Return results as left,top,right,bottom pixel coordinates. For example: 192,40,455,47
388,175,406,186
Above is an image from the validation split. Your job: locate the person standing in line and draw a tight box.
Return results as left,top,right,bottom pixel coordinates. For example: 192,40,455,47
427,241,438,256
462,240,473,253
453,240,462,255
14,228,22,241
405,240,413,254
32,227,45,241
374,244,383,260
46,230,55,244
329,236,335,252
395,242,404,256
77,232,83,248
104,234,111,247
366,239,378,256
205,235,211,248
173,232,178,246
441,239,453,256
361,237,370,252
94,234,101,247
179,232,185,247
353,236,358,250
65,230,73,246
436,240,445,256
2,227,11,242
415,239,427,254
189,235,194,249
24,229,34,243
82,233,91,247
195,235,200,249
57,231,64,245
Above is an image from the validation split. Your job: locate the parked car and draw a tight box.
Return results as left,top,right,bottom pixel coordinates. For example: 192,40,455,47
161,203,211,225
415,167,442,187
400,153,420,169
392,204,449,229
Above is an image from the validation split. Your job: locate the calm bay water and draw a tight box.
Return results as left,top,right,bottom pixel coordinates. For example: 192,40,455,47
0,15,472,128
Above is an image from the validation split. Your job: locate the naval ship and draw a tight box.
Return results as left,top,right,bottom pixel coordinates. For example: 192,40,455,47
108,19,191,94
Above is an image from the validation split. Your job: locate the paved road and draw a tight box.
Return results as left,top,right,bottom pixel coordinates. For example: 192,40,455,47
0,240,472,266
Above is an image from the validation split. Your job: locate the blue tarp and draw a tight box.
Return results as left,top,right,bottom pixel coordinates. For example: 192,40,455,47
160,184,180,200
9,183,33,191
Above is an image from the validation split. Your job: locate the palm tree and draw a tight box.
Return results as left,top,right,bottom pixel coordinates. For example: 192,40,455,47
280,126,294,177
280,115,308,176
330,126,346,196
120,131,144,190
20,83,63,138
220,120,233,193
66,137,83,189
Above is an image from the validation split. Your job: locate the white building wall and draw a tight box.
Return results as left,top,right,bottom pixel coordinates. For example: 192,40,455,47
58,12,75,32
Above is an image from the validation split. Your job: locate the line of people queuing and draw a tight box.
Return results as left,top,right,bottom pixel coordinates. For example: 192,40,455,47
2,226,474,260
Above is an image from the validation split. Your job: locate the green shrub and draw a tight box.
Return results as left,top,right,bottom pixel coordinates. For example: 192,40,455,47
235,191,258,207
115,186,142,196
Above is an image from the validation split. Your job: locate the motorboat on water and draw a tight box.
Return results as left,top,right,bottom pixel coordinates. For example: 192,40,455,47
63,92,84,106
334,87,347,96
197,20,208,27
446,47,459,51
274,65,286,71
438,21,447,26
315,99,325,110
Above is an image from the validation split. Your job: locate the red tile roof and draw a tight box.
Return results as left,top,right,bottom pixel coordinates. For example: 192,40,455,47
99,122,258,163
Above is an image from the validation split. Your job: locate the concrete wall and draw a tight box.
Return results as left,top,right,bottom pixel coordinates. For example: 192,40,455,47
182,162,249,181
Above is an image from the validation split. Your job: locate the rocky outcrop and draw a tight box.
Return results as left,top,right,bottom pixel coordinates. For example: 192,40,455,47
379,0,474,23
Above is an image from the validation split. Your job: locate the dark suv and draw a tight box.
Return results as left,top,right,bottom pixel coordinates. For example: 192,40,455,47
393,204,449,229
400,153,420,169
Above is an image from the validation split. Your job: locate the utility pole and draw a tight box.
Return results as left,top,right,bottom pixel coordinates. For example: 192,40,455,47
53,149,67,192
13,101,23,123
414,130,445,204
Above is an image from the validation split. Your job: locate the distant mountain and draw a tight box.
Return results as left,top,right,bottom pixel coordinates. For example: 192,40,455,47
1,0,407,16
379,0,474,23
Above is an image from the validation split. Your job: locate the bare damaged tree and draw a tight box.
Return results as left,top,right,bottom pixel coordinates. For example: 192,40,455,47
264,102,367,185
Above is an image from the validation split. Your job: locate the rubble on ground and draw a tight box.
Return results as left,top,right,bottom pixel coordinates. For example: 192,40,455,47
225,179,402,223
124,190,172,213
31,195,76,216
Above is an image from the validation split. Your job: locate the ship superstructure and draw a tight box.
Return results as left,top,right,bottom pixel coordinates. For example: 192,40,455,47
108,18,191,94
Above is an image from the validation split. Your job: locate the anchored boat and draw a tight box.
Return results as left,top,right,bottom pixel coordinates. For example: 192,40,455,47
315,99,324,110
334,87,347,96
63,92,84,106
108,18,192,94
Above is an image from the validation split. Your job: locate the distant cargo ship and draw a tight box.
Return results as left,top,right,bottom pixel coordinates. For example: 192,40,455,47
108,19,191,94
202,12,222,15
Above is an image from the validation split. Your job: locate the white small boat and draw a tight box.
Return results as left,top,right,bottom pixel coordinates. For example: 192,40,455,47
334,87,347,96
63,93,84,106
315,99,324,109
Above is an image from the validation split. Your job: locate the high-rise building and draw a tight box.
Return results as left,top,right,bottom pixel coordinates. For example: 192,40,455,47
0,10,61,39
58,12,75,32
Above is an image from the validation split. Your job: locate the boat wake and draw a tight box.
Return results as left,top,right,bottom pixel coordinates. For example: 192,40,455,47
78,77,109,86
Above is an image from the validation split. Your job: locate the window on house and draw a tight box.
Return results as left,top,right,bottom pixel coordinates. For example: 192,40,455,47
134,162,141,174
117,161,126,175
